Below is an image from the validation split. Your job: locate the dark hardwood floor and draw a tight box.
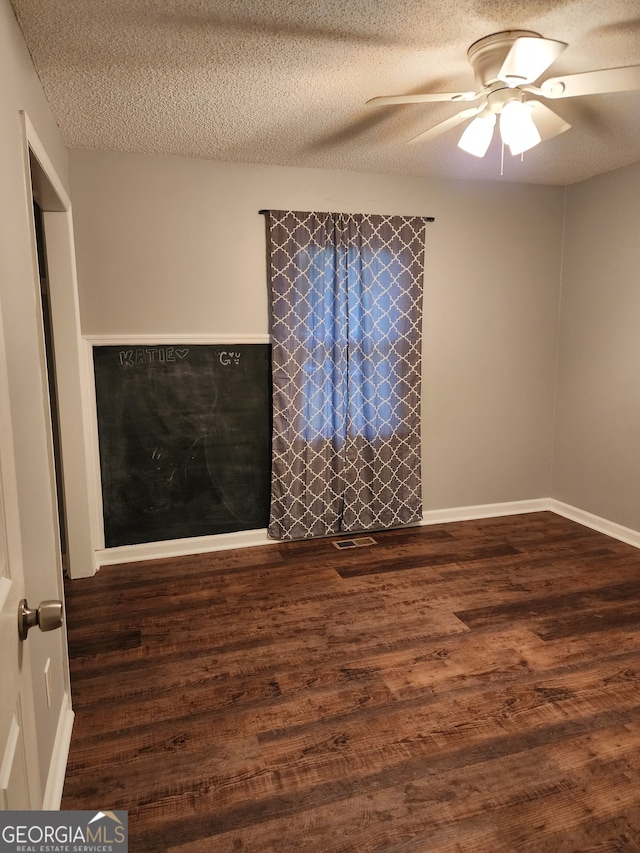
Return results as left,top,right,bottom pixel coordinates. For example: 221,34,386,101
61,512,640,851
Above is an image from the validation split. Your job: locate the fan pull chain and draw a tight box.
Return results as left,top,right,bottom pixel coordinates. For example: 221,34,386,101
500,141,505,176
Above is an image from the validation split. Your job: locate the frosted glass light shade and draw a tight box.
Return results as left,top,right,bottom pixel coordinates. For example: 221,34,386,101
500,100,541,155
458,112,496,157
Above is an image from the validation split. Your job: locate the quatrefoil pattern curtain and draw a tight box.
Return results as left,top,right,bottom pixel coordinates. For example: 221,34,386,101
266,210,427,541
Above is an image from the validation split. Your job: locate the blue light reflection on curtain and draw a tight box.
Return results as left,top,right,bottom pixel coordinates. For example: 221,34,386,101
300,244,404,445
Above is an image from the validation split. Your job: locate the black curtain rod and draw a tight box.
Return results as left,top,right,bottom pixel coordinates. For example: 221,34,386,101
259,209,434,222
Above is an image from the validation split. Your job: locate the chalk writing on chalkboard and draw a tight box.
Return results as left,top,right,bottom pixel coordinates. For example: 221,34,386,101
93,344,272,548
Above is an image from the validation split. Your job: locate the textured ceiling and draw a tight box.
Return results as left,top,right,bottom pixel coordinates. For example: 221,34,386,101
9,0,640,184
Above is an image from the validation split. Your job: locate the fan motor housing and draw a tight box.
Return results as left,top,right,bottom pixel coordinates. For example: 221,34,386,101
467,30,542,88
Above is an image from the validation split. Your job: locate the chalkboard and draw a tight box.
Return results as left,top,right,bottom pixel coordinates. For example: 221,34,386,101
93,344,272,547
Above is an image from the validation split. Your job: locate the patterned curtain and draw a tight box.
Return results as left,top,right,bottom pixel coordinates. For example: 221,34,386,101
266,210,427,540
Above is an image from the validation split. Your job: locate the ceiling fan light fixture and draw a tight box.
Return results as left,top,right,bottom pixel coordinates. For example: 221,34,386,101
367,30,640,167
500,99,541,155
458,112,496,157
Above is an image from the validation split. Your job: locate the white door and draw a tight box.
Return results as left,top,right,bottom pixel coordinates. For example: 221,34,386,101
0,301,41,809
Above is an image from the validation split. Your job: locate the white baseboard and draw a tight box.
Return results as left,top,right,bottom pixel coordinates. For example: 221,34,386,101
421,498,551,526
92,498,640,569
96,528,276,567
42,697,74,810
549,500,640,550
421,497,640,551
96,502,550,567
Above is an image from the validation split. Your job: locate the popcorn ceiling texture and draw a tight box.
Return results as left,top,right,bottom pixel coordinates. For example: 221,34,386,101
9,0,640,184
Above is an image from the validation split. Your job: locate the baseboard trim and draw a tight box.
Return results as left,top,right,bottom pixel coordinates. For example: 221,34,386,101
96,502,550,567
421,498,551,526
96,528,276,567
549,500,640,550
92,498,640,569
42,698,74,810
420,498,640,551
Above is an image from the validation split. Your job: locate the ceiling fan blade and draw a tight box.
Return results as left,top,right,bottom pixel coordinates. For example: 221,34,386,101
366,91,481,107
527,100,571,141
539,66,640,98
407,105,485,145
498,36,568,85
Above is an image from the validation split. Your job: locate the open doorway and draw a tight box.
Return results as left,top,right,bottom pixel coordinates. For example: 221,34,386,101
25,116,99,582
32,197,68,572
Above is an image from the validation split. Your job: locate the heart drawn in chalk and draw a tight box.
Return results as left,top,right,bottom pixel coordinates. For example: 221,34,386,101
175,348,189,359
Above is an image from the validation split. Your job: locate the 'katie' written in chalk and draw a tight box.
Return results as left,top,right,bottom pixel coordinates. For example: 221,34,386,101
119,347,189,366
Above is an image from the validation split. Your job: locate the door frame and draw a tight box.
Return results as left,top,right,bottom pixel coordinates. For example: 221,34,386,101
22,113,101,582
18,112,97,805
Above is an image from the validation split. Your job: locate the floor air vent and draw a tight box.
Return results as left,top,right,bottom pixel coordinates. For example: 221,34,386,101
333,536,378,550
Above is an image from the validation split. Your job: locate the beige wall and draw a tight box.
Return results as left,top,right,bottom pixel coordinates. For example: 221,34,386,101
0,0,71,798
69,149,565,511
553,161,640,532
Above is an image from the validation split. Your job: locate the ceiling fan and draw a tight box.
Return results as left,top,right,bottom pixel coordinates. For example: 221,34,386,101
366,31,640,158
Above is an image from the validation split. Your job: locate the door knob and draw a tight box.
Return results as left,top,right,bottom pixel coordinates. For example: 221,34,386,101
18,598,63,641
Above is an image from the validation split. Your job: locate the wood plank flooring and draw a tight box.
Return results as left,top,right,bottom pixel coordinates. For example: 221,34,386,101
61,512,640,851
